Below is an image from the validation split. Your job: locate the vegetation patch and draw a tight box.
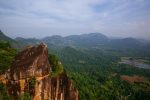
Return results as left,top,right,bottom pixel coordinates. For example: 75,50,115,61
0,42,17,74
29,77,36,88
19,92,31,100
0,82,10,100
48,54,64,77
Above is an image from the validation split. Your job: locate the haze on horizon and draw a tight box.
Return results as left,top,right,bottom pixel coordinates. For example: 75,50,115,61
0,0,150,39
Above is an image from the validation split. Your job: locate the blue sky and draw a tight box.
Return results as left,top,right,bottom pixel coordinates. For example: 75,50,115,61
0,0,150,39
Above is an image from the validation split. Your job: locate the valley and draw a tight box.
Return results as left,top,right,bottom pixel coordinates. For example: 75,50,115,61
0,31,150,100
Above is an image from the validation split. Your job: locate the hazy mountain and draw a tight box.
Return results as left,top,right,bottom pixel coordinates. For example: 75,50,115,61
0,30,14,42
15,33,109,48
42,35,66,47
0,30,23,48
109,38,142,48
0,30,150,56
65,33,109,47
15,37,40,46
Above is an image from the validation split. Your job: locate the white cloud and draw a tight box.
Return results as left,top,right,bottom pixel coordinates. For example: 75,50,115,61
0,0,150,39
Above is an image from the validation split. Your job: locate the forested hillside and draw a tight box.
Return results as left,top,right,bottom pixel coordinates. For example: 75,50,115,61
49,46,150,100
0,31,150,100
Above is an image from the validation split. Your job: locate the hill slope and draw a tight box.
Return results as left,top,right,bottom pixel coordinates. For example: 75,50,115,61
0,43,78,100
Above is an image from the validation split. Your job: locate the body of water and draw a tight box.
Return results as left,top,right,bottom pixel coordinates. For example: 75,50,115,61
120,59,150,69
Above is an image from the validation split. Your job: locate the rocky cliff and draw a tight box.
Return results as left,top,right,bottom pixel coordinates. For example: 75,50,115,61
1,43,78,100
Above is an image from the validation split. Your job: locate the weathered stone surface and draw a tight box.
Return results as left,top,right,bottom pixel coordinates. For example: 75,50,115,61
33,73,78,100
2,43,78,100
8,43,50,80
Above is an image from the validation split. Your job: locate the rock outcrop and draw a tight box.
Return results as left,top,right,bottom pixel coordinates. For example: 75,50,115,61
2,43,78,100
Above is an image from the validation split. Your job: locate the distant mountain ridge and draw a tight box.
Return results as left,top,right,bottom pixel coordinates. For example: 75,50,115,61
12,32,110,48
14,32,149,49
0,30,150,56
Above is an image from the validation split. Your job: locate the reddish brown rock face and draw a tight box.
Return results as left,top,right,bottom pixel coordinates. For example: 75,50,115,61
33,73,78,100
4,43,78,100
8,43,50,80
